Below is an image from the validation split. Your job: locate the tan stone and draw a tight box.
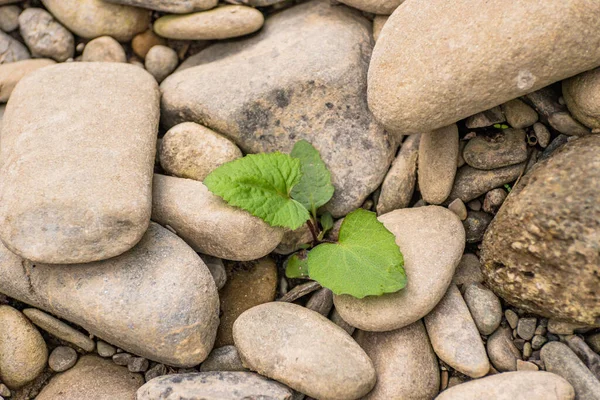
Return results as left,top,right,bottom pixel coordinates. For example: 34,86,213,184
82,36,126,62
18,8,74,62
418,124,459,204
132,29,167,59
372,15,388,41
563,67,600,130
104,0,218,13
0,30,29,64
0,58,55,102
339,0,403,14
23,309,95,352
145,45,178,83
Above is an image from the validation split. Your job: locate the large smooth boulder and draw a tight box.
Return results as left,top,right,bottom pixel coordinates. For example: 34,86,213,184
482,135,600,324
0,223,219,367
368,0,600,134
0,63,159,264
161,0,395,217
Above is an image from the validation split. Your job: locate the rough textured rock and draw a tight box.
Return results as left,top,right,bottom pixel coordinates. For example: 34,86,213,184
563,67,600,130
0,306,47,389
487,327,522,372
462,210,493,243
154,6,264,40
40,0,150,41
37,356,143,400
447,162,525,203
0,5,20,32
368,0,600,134
0,63,159,264
161,0,395,217
0,30,29,64
481,135,600,324
233,302,376,400
463,283,502,335
159,122,242,181
0,58,55,102
200,346,247,372
418,124,459,204
152,174,283,261
0,223,219,367
354,321,439,400
23,308,95,352
424,285,490,378
82,36,126,62
18,8,74,62
502,98,539,128
462,129,528,170
334,206,465,331
435,371,575,400
145,45,178,83
138,372,293,400
104,0,218,13
338,0,403,14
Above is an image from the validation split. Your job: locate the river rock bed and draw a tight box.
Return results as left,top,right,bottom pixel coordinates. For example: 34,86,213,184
0,0,599,399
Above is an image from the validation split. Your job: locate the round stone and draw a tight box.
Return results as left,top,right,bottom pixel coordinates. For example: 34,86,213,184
49,346,78,372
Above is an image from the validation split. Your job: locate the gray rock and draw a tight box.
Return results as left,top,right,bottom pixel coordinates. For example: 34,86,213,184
418,124,459,204
526,86,591,136
19,8,74,62
0,58,55,102
463,283,502,335
517,318,537,341
334,206,465,331
152,174,283,261
564,335,600,380
144,363,167,382
338,0,403,14
161,0,395,217
37,355,144,400
487,327,522,371
354,321,439,400
505,310,519,330
233,302,376,400
502,99,539,128
447,162,525,203
138,372,293,400
424,284,490,378
452,253,484,290
23,308,95,352
541,342,600,400
586,332,600,354
49,346,78,372
465,106,505,129
483,188,507,213
113,353,133,366
563,67,600,130
200,346,247,372
0,306,47,389
0,5,20,31
41,0,150,41
199,254,227,290
0,30,29,64
462,211,493,243
463,129,528,170
481,135,600,324
376,134,420,215
128,357,149,373
523,342,533,359
533,122,551,148
82,36,126,62
145,45,178,83
0,223,219,367
306,287,333,316
103,0,218,13
435,371,574,400
0,63,159,264
367,0,600,134
97,341,117,358
330,308,355,336
532,335,548,350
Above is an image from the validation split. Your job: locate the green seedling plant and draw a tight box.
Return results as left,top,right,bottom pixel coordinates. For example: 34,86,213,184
204,140,406,298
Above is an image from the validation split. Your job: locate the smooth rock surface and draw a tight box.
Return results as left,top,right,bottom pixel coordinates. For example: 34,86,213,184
368,0,600,134
355,321,439,400
465,106,505,129
0,223,219,367
41,0,150,41
23,308,95,352
502,99,539,128
233,302,376,400
338,0,403,14
424,284,490,378
447,162,525,203
132,29,166,59
200,346,247,372
138,372,293,400
372,15,388,42
152,174,283,261
82,36,126,62
563,67,600,130
37,356,143,400
48,346,78,372
145,44,178,82
334,206,465,331
463,129,528,170
0,30,29,64
435,371,574,400
418,124,459,204
18,8,74,62
104,0,218,13
0,58,55,102
0,306,47,389
0,5,20,32
463,283,502,335
161,0,395,217
481,135,600,324
487,327,521,372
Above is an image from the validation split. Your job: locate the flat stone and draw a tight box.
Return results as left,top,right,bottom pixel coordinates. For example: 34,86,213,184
463,283,502,335
462,211,493,243
0,305,47,389
159,122,242,182
41,0,149,41
447,162,525,203
481,135,600,324
463,129,528,170
338,0,402,14
82,36,126,62
424,284,490,378
200,345,247,372
37,355,143,400
452,253,484,290
49,346,78,372
145,45,178,83
97,341,116,358
161,0,396,217
23,308,95,352
368,0,600,134
0,63,159,264
103,0,218,13
563,67,600,130
19,8,74,62
355,321,439,399
0,58,55,102
0,5,20,32
435,371,574,400
517,317,537,341
138,372,293,400
335,206,464,331
0,30,29,64
152,174,283,261
418,124,459,204
215,257,277,347
233,302,376,400
465,106,506,129
0,223,219,367
502,99,539,128
376,134,420,214
487,326,521,371
541,342,600,400
517,360,539,371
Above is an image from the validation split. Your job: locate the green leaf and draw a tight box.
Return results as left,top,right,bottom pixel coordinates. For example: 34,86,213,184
290,140,334,216
307,209,406,298
285,250,310,279
318,211,334,240
204,152,310,229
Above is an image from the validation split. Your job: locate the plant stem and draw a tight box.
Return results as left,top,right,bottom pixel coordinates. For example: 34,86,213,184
306,218,319,246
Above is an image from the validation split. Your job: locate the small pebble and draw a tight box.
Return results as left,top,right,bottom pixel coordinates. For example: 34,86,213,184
452,253,484,291
440,369,449,391
482,188,507,213
128,357,149,373
517,317,537,341
463,283,502,335
48,346,78,372
200,254,227,290
487,327,521,371
505,310,519,330
112,353,133,366
516,359,539,371
534,325,547,336
465,106,505,128
533,122,551,148
467,199,482,211
523,342,532,359
97,340,117,358
0,383,10,397
145,45,178,83
82,36,126,63
513,338,525,351
531,335,548,350
462,211,493,243
448,198,467,220
145,363,167,382
132,29,166,59
501,98,538,128
200,345,246,372
0,5,20,32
